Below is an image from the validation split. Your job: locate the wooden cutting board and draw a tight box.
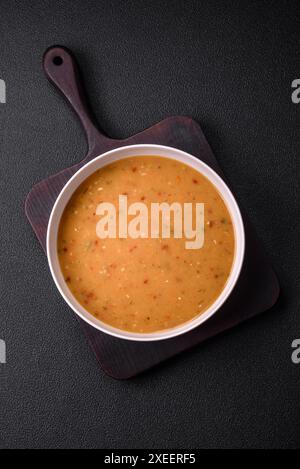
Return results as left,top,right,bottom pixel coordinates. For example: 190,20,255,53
25,46,280,379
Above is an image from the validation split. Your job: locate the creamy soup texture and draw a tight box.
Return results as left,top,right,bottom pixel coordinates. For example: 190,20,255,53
58,156,235,333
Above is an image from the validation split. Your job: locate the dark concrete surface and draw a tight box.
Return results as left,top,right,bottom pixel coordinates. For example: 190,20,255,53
0,0,299,448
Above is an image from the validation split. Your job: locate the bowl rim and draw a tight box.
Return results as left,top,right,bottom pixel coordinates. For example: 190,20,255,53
47,144,245,341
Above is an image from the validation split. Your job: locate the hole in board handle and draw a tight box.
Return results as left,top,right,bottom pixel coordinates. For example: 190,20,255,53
53,56,63,66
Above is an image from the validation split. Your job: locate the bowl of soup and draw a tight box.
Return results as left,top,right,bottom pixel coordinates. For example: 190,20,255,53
47,144,245,341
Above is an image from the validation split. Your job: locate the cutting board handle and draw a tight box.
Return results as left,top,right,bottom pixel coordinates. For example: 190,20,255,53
43,46,110,151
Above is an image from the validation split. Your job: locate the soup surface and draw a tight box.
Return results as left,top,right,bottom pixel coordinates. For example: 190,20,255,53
58,156,235,333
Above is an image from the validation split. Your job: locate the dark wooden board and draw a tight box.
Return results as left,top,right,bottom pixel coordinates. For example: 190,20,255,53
25,46,280,379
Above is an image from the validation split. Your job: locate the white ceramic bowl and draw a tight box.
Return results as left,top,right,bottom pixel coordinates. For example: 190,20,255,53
47,144,245,341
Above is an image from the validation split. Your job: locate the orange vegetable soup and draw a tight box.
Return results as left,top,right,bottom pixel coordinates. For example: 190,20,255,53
58,156,235,333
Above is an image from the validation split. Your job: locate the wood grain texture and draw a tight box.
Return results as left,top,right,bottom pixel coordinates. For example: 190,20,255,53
25,47,280,379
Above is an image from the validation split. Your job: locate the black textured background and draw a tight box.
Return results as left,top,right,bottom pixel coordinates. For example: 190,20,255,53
0,0,300,449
